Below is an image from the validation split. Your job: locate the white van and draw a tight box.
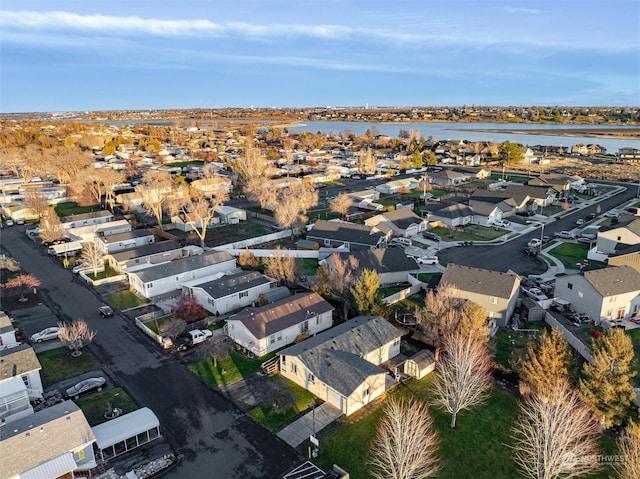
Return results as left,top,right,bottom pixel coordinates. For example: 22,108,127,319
390,237,412,247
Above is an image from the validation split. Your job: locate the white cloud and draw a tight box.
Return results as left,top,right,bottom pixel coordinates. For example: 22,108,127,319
503,7,546,14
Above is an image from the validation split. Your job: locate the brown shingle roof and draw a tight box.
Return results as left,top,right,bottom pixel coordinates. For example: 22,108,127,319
0,400,95,479
232,292,334,339
583,266,640,296
441,264,520,299
0,344,41,381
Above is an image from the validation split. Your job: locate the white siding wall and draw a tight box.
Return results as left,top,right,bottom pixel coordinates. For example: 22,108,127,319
191,281,275,315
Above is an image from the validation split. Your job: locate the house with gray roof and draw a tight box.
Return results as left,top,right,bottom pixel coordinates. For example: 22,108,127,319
0,311,19,351
0,400,96,479
183,270,278,316
106,240,184,272
0,344,44,423
364,208,428,238
127,250,237,298
441,264,521,327
95,228,156,253
61,210,113,229
224,292,334,357
307,219,387,250
278,315,401,416
554,266,640,322
595,218,640,255
324,249,419,286
423,203,474,228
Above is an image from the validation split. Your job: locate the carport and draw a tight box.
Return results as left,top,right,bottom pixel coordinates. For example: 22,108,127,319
92,407,160,461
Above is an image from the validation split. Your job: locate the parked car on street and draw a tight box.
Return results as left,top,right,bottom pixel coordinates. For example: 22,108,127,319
604,211,619,219
4,219,14,227
491,219,511,228
554,231,576,239
30,327,64,343
174,329,213,351
575,218,585,226
65,377,106,400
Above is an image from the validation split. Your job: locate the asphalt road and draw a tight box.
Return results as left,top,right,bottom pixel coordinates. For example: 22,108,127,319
1,227,299,479
438,180,634,275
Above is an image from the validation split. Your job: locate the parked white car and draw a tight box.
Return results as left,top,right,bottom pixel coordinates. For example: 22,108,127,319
491,219,511,228
522,287,548,301
604,211,619,219
554,231,576,239
416,256,439,265
30,327,64,343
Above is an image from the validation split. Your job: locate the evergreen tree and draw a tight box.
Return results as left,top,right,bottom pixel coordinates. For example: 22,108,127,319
579,328,636,429
351,268,382,316
519,328,572,398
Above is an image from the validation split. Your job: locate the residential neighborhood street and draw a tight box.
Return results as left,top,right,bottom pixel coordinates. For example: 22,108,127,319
0,227,300,479
438,180,634,274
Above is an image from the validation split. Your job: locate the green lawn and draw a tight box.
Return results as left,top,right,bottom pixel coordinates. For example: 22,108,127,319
430,226,505,242
143,315,172,334
378,286,408,297
36,347,100,388
104,289,150,310
297,258,319,276
415,272,442,284
85,265,121,281
247,377,318,431
188,350,277,388
54,202,101,218
205,218,273,246
547,242,591,269
462,224,511,240
491,324,546,372
75,387,138,426
315,377,619,479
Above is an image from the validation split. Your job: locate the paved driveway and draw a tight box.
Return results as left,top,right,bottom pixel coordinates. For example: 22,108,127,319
1,226,299,479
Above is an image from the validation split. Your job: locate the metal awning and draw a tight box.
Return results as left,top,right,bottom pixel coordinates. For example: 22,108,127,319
21,452,77,479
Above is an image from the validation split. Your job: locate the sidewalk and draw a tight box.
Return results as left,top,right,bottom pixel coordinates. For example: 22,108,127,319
276,403,342,448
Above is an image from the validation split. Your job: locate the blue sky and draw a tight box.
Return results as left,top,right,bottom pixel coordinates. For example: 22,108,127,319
1,0,638,112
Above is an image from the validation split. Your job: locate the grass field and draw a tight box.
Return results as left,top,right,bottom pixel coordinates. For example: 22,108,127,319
37,347,100,388
188,350,276,388
54,202,101,218
315,376,620,479
247,377,317,431
76,387,138,426
104,289,150,310
547,242,590,269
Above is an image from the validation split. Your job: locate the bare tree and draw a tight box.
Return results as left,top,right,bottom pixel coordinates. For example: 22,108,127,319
244,176,275,210
23,189,49,220
176,193,218,248
368,397,440,479
160,318,187,342
290,178,318,215
0,256,20,272
39,207,64,243
3,274,41,302
238,248,260,270
81,242,103,277
414,283,465,349
614,420,640,479
432,330,492,428
58,320,96,357
263,246,297,286
312,253,359,320
357,147,377,175
511,381,601,479
100,168,126,211
329,193,352,219
135,170,174,226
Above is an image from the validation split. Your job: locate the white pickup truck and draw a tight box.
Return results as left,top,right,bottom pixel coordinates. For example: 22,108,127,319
174,329,212,351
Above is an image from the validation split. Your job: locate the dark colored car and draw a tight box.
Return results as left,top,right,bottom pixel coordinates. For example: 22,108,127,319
421,231,441,242
65,377,106,400
98,306,114,317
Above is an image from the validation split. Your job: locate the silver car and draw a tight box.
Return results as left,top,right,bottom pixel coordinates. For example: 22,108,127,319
30,327,64,343
65,377,106,400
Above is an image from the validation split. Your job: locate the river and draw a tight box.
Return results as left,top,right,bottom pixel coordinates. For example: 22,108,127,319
286,121,639,153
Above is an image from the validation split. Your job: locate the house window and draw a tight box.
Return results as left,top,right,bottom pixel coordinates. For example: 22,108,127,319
148,283,153,288
609,295,617,302
308,373,315,383
618,236,622,241
316,315,321,325
567,283,573,290
239,291,248,299
324,239,330,246
488,311,494,318
291,363,297,374
364,386,370,396
277,333,283,342
489,296,499,305
21,375,29,387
